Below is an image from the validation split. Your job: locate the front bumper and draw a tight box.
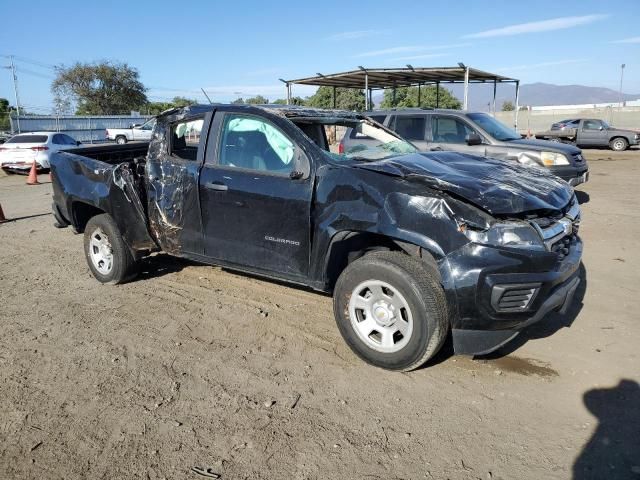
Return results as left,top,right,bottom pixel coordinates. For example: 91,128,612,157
548,164,589,186
440,237,583,355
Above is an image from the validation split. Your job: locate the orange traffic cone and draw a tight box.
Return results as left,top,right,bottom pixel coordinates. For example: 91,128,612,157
0,202,6,223
26,160,40,185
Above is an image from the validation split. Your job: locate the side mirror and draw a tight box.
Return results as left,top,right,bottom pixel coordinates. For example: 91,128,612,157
76,141,82,146
130,123,141,128
466,132,482,146
598,126,604,131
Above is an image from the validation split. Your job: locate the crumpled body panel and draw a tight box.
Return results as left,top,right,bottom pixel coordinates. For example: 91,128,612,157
354,151,573,215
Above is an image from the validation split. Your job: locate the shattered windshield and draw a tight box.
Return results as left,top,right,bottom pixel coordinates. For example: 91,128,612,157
325,119,417,161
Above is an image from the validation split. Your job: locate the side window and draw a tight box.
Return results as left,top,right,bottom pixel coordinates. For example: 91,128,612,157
393,116,426,141
62,134,77,145
218,114,295,174
583,120,601,130
170,118,204,161
52,134,64,145
432,116,474,144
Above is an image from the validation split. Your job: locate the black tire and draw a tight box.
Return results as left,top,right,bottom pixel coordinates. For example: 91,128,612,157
609,137,628,151
115,135,127,145
83,213,138,284
333,251,448,371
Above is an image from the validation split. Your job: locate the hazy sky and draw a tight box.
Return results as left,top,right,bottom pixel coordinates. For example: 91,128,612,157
1,0,638,113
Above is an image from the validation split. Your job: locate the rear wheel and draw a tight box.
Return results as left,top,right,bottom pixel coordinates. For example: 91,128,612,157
610,137,628,151
83,214,138,284
333,251,448,371
115,135,127,145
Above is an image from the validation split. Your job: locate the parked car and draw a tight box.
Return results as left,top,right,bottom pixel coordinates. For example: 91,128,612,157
0,131,81,173
50,104,582,371
106,118,156,144
537,118,640,151
341,108,589,187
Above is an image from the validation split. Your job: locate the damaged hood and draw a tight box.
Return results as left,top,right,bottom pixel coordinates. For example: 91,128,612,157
353,151,573,215
505,138,582,155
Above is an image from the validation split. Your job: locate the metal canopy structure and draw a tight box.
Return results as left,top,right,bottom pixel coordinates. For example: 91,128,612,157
282,66,522,126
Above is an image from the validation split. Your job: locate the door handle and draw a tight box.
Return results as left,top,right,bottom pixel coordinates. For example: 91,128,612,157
206,182,228,191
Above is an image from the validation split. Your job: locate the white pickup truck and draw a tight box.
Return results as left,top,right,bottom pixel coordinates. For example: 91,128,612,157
106,118,155,144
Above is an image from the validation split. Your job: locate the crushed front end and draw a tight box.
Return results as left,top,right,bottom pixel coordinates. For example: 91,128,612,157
441,196,583,355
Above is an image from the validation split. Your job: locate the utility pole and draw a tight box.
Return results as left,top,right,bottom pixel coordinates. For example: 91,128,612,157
618,63,626,109
4,55,22,133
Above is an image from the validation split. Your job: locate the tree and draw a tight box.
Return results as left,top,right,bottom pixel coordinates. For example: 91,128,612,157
231,98,245,104
0,98,11,131
52,61,148,115
379,86,461,109
273,97,306,105
501,101,515,111
244,95,269,105
306,86,366,111
144,96,197,115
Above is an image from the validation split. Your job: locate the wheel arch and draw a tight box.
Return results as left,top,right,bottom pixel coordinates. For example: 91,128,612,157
71,201,106,233
323,230,444,290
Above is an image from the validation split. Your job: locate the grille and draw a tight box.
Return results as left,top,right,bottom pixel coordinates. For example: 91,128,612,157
550,233,578,260
491,284,540,312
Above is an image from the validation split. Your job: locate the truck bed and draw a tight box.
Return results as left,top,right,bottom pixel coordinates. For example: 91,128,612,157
534,128,577,141
49,142,156,252
71,142,150,164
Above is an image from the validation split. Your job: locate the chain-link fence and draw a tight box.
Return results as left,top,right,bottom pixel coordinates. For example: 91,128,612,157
9,114,153,142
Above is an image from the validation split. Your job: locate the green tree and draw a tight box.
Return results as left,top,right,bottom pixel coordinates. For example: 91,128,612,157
379,86,461,109
501,101,515,111
52,61,148,115
0,98,11,131
244,95,269,105
231,98,245,104
306,86,366,111
144,96,197,115
273,97,305,105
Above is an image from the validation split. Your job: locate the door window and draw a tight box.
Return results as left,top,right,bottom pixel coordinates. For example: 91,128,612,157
218,114,295,174
170,118,204,160
431,116,475,144
583,120,603,130
52,134,65,145
393,115,426,141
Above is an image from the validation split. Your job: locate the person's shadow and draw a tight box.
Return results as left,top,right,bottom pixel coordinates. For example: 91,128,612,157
573,379,640,479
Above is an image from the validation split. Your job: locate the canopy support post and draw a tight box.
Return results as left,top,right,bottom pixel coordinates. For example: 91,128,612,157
417,83,421,107
492,79,497,115
364,73,369,110
436,81,440,108
514,80,520,129
463,67,469,110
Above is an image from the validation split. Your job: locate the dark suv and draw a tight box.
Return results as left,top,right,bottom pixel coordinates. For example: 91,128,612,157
341,108,589,187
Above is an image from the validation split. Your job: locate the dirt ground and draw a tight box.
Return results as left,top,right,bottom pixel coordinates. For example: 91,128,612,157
1,149,639,480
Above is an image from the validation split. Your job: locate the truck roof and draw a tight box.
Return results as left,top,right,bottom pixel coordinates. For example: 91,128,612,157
157,104,364,121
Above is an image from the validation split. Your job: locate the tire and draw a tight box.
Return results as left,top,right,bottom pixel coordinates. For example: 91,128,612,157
83,213,138,284
115,136,127,145
333,251,448,371
609,137,628,151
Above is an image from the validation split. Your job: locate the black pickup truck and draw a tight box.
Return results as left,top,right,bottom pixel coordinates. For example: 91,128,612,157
50,104,583,371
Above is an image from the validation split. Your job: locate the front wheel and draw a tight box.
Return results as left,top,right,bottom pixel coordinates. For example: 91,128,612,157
83,213,138,284
333,251,448,371
610,137,628,151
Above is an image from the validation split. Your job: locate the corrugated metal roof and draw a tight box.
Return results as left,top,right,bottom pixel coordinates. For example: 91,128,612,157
286,67,518,89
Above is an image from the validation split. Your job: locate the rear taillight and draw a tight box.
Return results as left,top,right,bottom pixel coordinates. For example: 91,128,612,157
338,142,344,154
0,147,6,151
31,146,49,151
